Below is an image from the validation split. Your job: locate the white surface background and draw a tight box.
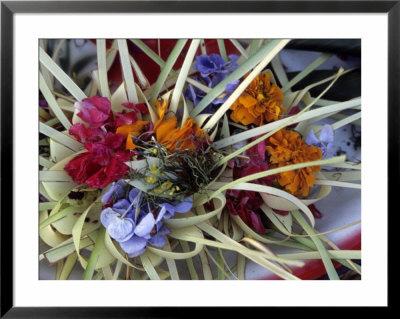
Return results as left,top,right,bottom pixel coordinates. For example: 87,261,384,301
14,13,387,306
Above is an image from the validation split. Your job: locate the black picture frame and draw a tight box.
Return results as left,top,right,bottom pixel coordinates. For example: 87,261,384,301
1,0,395,317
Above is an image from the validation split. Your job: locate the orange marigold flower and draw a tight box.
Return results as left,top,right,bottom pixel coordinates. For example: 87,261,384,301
230,73,285,126
153,99,207,152
116,120,149,150
266,128,322,197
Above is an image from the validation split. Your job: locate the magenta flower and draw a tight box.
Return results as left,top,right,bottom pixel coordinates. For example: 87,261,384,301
75,96,111,128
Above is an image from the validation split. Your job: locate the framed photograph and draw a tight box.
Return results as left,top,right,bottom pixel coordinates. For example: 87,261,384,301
1,0,395,316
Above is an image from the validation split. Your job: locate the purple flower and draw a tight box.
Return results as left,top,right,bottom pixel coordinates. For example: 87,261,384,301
101,208,136,242
305,124,334,157
194,54,238,77
158,197,193,219
117,201,171,257
185,76,239,109
100,187,194,258
101,179,128,203
101,188,145,243
185,54,239,113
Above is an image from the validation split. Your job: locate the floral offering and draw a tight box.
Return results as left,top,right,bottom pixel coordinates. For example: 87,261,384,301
39,39,361,280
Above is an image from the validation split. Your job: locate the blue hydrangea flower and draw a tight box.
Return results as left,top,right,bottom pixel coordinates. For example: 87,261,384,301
100,182,194,257
305,124,334,158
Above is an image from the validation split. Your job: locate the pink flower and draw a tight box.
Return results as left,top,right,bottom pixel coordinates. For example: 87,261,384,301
75,96,112,128
122,102,149,114
115,111,138,128
84,133,125,166
234,138,275,186
69,123,104,143
85,151,130,189
65,149,130,189
64,152,102,186
225,190,265,233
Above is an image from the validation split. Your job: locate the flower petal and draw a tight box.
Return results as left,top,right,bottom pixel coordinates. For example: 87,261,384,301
106,217,135,242
101,179,127,203
249,211,265,234
156,206,167,222
305,130,320,147
158,203,176,218
129,188,141,203
119,235,148,257
319,124,334,144
75,96,111,128
148,234,166,247
100,208,120,228
173,197,193,213
225,80,239,93
134,213,155,237
112,199,131,211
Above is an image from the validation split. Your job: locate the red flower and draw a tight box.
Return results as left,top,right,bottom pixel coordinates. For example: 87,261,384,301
85,151,130,188
115,111,138,128
75,96,112,128
69,123,104,143
65,149,130,189
225,190,265,233
65,97,144,189
233,138,275,186
122,102,149,114
64,152,102,185
83,132,125,165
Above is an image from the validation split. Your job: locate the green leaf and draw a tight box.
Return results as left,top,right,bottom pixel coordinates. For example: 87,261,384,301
72,202,96,268
117,39,138,103
39,72,71,130
169,39,200,114
39,156,54,169
229,39,248,59
83,227,106,280
150,39,188,103
40,206,78,229
291,210,340,280
217,39,228,61
58,253,78,280
39,122,84,152
130,39,172,71
140,254,160,280
43,236,94,264
179,240,199,280
39,47,86,101
96,39,111,99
